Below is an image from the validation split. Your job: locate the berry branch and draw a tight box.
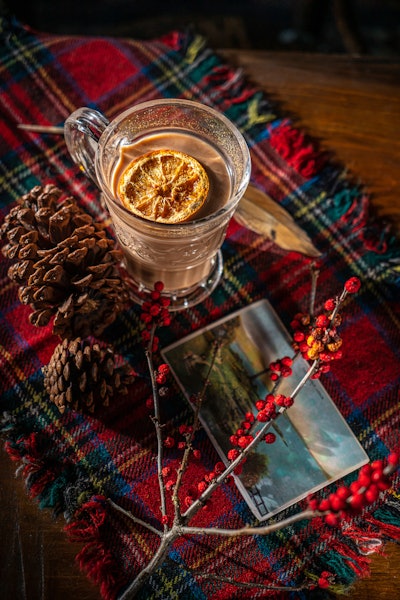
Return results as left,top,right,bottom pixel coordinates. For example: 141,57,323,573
109,275,399,599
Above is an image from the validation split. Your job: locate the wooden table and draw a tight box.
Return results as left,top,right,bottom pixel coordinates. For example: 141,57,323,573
1,50,399,599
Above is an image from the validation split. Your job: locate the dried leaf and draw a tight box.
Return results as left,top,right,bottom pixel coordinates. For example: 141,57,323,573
236,184,321,257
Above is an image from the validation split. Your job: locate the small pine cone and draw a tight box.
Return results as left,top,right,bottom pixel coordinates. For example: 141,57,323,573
43,337,135,414
0,184,129,339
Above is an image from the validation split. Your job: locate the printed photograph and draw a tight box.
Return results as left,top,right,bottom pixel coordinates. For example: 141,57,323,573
161,300,369,520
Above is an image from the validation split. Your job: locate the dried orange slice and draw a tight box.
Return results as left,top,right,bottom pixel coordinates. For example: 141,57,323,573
118,148,209,223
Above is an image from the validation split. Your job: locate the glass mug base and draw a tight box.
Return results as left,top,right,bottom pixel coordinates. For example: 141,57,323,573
121,251,223,311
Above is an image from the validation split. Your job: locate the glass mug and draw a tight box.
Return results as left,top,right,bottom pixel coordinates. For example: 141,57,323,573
64,99,251,310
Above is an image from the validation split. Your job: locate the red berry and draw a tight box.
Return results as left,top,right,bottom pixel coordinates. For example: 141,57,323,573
264,404,277,418
293,331,305,342
238,435,253,448
350,480,362,494
255,400,265,411
198,481,207,494
193,449,201,460
164,436,175,448
344,277,361,293
388,452,399,466
154,281,164,292
318,498,331,512
257,411,269,422
359,463,372,475
283,396,294,408
357,473,371,488
324,298,336,311
371,459,384,471
264,433,276,444
281,367,292,378
315,314,330,328
281,356,293,366
227,449,240,461
329,493,346,512
275,394,286,406
318,577,330,589
321,571,332,579
184,495,193,508
142,330,151,342
336,485,351,500
365,484,380,504
150,304,161,316
371,470,384,484
311,371,321,379
325,513,340,527
349,492,366,511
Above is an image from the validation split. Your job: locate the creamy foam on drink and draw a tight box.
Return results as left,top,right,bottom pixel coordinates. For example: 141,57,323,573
111,130,232,220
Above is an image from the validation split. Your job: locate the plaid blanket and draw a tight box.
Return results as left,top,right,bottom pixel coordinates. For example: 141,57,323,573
1,16,399,600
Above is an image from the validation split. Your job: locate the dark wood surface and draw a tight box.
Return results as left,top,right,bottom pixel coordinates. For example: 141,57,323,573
1,50,399,599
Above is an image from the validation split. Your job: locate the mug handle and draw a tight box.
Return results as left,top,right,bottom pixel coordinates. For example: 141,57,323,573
64,107,110,187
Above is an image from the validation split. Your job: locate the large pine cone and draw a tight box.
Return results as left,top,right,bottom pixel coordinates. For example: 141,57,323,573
0,184,129,339
43,337,135,413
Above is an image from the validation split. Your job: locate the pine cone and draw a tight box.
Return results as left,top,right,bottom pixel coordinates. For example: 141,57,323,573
43,337,135,413
0,184,129,339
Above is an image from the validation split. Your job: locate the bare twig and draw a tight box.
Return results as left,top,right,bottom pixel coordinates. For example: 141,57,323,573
172,340,221,524
145,324,167,527
309,261,320,316
180,509,319,537
107,498,163,537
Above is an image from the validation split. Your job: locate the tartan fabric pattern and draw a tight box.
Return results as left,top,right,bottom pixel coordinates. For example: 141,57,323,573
1,16,400,600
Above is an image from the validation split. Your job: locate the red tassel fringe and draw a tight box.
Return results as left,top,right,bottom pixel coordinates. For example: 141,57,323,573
269,121,326,178
65,496,123,600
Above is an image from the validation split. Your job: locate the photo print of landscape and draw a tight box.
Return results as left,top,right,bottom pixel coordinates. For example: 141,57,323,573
162,300,368,519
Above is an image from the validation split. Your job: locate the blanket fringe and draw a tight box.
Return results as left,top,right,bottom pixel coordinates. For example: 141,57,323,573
1,408,100,517
268,120,327,178
65,496,125,600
